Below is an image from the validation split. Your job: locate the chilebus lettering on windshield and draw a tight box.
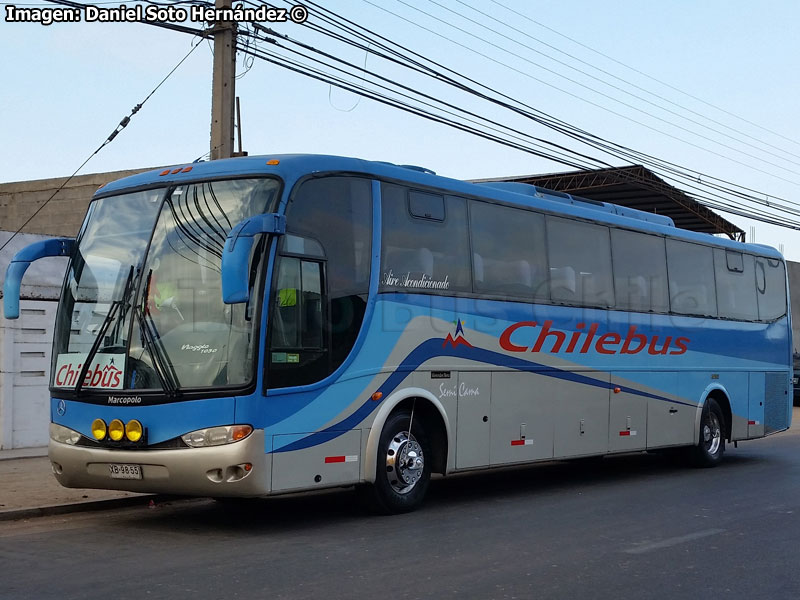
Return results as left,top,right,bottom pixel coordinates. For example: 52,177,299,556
54,353,125,389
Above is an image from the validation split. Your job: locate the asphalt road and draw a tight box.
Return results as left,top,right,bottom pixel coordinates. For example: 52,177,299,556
2,420,800,600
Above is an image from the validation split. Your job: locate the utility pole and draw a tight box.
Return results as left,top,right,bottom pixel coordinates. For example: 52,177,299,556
210,0,236,160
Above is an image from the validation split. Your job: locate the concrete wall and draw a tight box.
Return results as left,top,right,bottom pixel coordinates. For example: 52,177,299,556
0,231,69,301
0,168,152,237
789,261,800,355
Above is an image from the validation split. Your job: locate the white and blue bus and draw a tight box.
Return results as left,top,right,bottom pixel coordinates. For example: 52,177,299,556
3,155,792,512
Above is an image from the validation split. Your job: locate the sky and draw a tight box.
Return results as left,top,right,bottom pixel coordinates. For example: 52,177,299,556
2,0,800,259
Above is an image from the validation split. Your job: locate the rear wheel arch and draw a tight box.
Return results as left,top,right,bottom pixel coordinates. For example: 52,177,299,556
706,390,732,441
696,386,732,442
694,385,733,442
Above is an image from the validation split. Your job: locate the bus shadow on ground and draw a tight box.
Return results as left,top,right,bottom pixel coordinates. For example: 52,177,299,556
125,448,767,534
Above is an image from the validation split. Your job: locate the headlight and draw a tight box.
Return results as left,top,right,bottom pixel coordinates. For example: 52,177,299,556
50,423,81,445
181,425,253,448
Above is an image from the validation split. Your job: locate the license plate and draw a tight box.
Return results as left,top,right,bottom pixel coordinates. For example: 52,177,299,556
108,463,142,480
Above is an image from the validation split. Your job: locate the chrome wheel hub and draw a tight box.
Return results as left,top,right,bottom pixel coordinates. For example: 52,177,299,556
385,431,424,494
703,412,721,455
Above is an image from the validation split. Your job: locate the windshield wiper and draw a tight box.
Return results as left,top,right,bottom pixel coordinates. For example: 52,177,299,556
132,270,179,398
75,266,135,395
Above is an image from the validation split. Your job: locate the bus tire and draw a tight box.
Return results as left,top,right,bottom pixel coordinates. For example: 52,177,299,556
691,398,725,467
361,411,432,514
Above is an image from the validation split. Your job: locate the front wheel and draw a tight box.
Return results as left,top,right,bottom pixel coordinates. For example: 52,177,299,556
360,411,432,514
691,398,725,467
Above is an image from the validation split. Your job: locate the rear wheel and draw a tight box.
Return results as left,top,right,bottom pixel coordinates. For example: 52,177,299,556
360,411,432,514
691,398,725,467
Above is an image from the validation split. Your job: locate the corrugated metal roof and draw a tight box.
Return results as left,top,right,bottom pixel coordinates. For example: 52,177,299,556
475,164,745,241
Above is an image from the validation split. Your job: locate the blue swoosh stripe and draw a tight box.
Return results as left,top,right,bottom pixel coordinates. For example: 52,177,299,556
273,338,691,453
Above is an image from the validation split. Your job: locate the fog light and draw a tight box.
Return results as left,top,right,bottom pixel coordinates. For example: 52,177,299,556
125,420,143,442
108,419,125,441
91,418,107,441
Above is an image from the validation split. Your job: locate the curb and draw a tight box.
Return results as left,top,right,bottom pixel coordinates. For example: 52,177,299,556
0,447,48,461
0,494,173,522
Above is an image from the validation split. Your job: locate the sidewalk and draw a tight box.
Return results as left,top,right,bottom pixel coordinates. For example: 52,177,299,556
0,447,153,521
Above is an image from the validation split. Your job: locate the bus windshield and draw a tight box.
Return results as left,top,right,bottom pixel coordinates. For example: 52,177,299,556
52,177,281,394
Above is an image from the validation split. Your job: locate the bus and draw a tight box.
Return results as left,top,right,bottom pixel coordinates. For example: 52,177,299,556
3,154,792,513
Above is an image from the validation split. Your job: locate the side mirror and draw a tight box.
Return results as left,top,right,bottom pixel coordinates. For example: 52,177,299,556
3,238,75,319
221,213,286,304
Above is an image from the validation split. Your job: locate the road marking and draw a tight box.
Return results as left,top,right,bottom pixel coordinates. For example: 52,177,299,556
625,528,725,554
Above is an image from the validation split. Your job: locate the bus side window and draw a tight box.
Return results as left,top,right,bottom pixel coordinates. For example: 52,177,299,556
755,257,787,321
380,184,471,293
714,249,757,320
611,229,669,313
469,200,548,299
546,216,614,308
666,239,717,317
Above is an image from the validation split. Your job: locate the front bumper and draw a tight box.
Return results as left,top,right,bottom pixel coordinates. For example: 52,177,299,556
49,429,270,497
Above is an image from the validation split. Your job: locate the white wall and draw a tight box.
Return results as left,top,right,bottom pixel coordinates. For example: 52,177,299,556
0,299,57,449
0,230,67,449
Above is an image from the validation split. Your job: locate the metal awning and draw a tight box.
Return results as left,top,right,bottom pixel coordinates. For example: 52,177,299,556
475,164,745,241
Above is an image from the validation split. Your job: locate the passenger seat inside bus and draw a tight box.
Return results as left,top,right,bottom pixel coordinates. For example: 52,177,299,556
384,246,434,278
619,275,649,309
473,254,534,295
669,282,710,313
550,266,577,300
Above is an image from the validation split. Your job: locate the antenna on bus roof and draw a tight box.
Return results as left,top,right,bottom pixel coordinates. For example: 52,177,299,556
231,97,248,158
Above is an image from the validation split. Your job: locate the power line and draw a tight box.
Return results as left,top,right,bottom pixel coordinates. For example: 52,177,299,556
242,1,800,230
349,0,800,195
487,0,800,152
237,36,595,170
306,2,800,211
386,0,800,185
285,2,797,198
447,0,800,169
246,23,607,169
0,32,203,255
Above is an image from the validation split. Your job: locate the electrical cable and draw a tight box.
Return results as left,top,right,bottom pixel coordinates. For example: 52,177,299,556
280,1,800,218
487,0,800,152
236,39,595,169
383,0,800,184
0,32,203,254
451,0,800,167
237,34,800,229
247,24,608,169
13,0,798,239
241,1,800,231
291,0,800,209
